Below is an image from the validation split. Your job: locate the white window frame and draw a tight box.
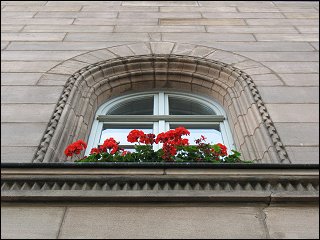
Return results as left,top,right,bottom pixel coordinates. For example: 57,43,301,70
85,91,235,155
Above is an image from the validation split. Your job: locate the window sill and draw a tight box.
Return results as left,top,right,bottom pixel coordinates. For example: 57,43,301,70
1,163,318,204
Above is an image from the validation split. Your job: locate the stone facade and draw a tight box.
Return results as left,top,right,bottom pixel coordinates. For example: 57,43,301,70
1,1,319,239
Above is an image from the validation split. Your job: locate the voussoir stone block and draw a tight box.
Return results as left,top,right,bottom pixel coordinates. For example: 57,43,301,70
150,42,175,55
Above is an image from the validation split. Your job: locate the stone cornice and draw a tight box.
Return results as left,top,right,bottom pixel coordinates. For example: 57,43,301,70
2,164,318,204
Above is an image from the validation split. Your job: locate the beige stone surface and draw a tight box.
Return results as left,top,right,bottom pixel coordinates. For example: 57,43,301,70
59,206,266,239
265,207,319,239
1,207,65,239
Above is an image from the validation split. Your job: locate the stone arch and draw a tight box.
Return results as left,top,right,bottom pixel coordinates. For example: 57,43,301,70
33,42,290,164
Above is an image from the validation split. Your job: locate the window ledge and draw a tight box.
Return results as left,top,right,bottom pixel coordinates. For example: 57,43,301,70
1,163,318,204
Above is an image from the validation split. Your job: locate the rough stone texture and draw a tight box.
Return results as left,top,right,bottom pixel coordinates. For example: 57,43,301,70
1,206,65,239
265,207,319,239
59,206,266,239
1,204,318,239
1,146,38,163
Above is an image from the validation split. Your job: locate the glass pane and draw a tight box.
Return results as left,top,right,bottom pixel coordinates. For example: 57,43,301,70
108,96,154,115
169,96,215,115
170,124,223,145
99,124,153,146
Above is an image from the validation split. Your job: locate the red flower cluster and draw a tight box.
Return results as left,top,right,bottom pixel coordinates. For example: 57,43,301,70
90,147,100,155
64,139,87,157
100,137,119,154
127,130,155,145
155,127,190,160
216,143,228,156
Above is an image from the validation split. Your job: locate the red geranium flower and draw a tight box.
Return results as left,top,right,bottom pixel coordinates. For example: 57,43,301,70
100,137,119,154
90,147,100,155
64,139,87,157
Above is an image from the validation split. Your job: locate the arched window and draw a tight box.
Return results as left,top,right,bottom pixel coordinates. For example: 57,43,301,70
85,91,235,155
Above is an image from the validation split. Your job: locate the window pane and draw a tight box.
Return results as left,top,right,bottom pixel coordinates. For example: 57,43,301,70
108,96,154,115
169,96,215,115
170,124,223,145
100,124,153,146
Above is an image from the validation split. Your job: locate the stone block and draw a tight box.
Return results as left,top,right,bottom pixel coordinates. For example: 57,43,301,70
160,6,238,12
310,42,319,50
206,26,298,33
89,49,117,61
202,12,284,18
1,123,47,146
119,12,201,18
6,42,130,51
1,86,63,103
283,12,319,19
259,87,319,103
3,5,81,11
171,43,196,55
206,42,315,52
108,45,135,57
1,206,65,239
150,42,175,55
286,146,319,164
45,1,121,6
1,61,60,73
1,104,55,123
74,18,158,26
34,11,117,18
1,24,25,32
1,73,41,85
23,24,114,33
1,18,74,25
1,1,46,5
1,50,84,61
264,207,319,239
236,51,319,62
246,19,319,26
206,50,247,64
163,33,255,42
128,42,152,55
1,146,37,163
82,6,159,11
198,1,275,7
160,18,246,26
49,60,89,75
65,33,150,42
238,6,318,12
189,46,215,57
115,25,206,33
59,206,266,239
73,53,105,64
262,62,319,74
274,1,319,7
255,33,318,42
274,123,319,146
1,32,66,41
250,79,283,87
122,1,198,6
296,26,319,34
279,74,319,86
37,73,70,86
1,42,9,50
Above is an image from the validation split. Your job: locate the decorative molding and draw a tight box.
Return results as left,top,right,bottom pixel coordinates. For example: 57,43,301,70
1,169,318,203
31,43,290,164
